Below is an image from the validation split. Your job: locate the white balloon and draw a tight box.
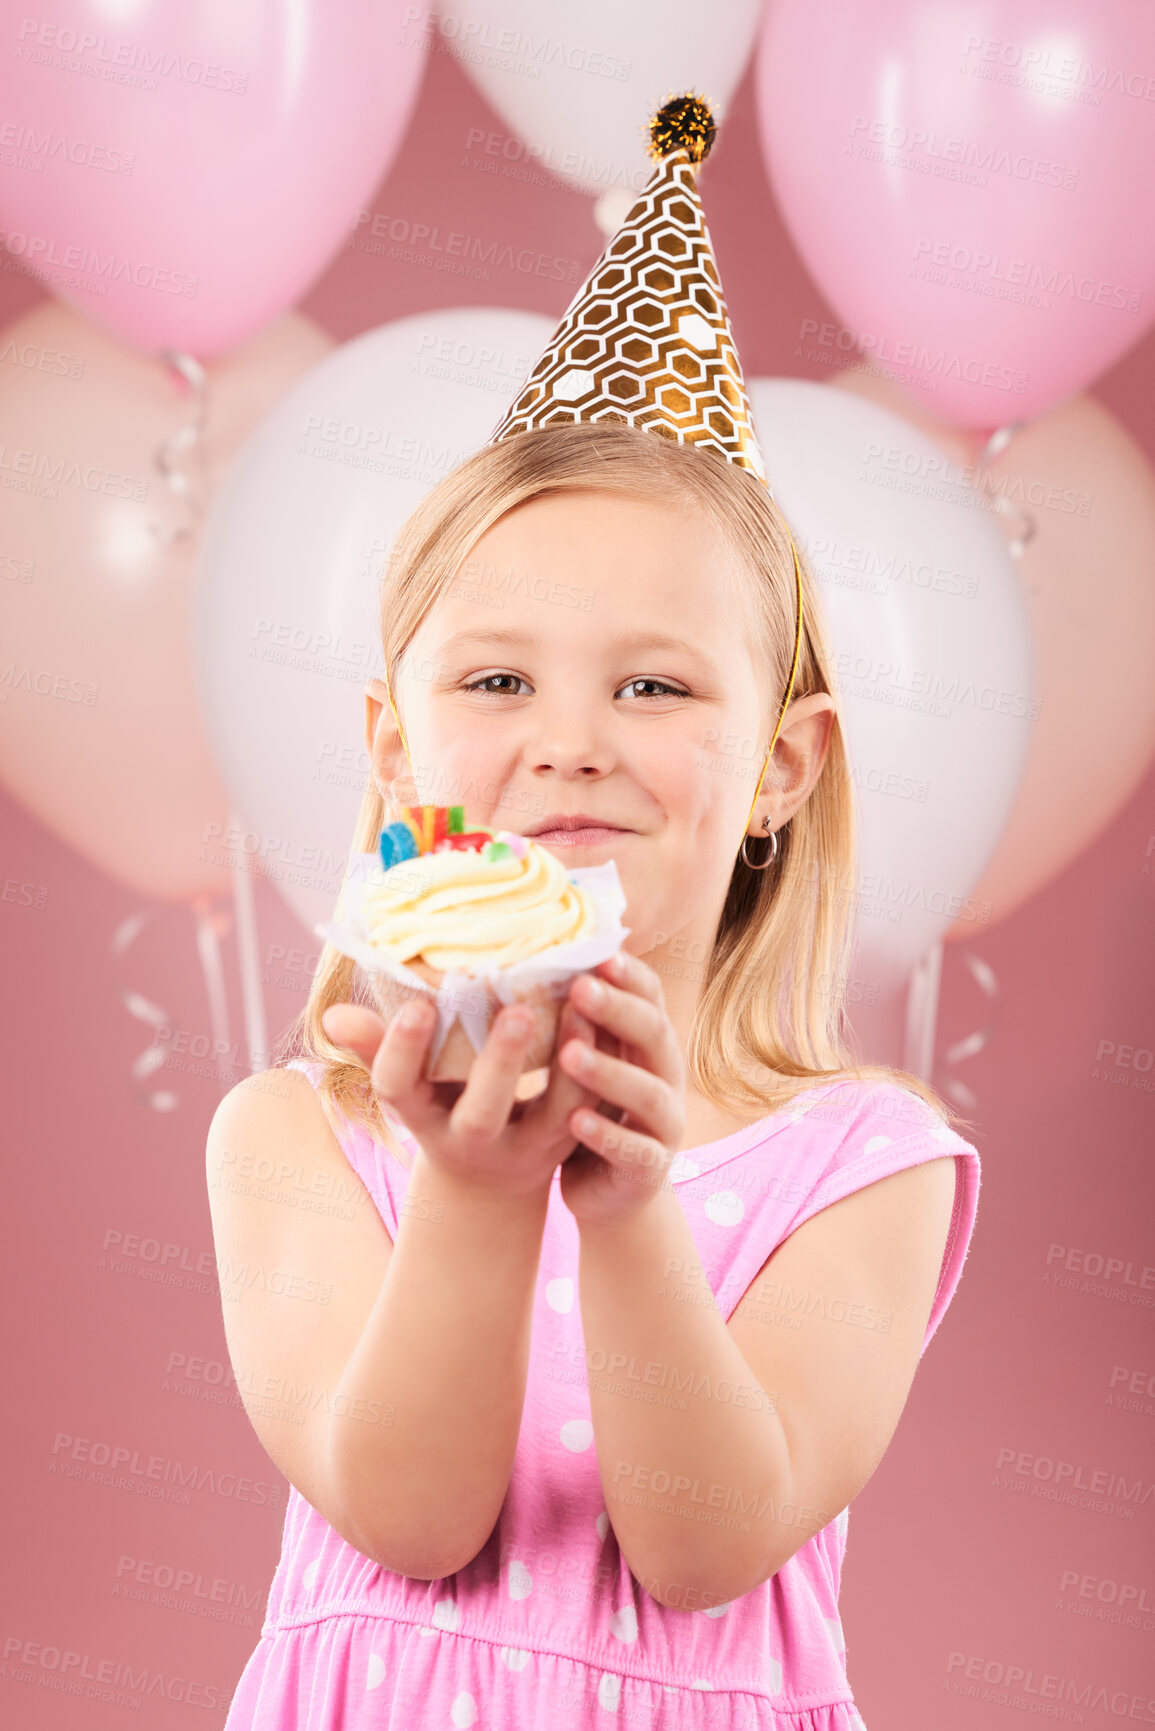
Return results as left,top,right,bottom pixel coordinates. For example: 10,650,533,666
749,379,1034,987
437,0,763,198
195,307,556,932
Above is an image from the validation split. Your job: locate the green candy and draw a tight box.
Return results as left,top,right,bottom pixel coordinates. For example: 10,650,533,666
481,839,513,862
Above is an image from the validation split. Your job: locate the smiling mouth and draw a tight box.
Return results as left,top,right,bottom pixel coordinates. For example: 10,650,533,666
532,825,630,847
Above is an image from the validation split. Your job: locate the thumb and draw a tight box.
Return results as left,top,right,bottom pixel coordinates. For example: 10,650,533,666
320,1002,387,1068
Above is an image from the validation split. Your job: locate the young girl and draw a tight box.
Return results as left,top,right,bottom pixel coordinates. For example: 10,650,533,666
207,420,980,1730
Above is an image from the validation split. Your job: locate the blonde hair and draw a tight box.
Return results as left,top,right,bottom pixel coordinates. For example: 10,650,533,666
276,422,975,1156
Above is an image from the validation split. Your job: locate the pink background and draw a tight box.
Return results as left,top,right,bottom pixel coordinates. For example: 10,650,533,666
3,33,1154,1731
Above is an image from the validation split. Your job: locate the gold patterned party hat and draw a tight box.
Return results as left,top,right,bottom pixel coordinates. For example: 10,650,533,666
490,96,770,485
487,94,804,860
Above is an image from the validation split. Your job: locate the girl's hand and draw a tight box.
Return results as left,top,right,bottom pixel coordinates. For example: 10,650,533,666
554,951,687,1229
320,995,602,1199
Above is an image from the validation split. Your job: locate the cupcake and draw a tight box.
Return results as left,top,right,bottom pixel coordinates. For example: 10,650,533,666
317,804,629,1082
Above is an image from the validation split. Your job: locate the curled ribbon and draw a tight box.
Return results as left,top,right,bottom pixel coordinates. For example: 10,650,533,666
905,940,1001,1111
976,419,1037,562
150,348,209,545
111,898,235,1110
938,949,1001,1111
111,908,179,1112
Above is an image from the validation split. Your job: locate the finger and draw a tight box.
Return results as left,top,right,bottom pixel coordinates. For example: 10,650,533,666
321,1002,387,1069
447,1004,537,1142
569,972,682,1086
367,999,440,1135
595,948,665,1006
519,1000,599,1147
557,1037,682,1149
568,1105,673,1195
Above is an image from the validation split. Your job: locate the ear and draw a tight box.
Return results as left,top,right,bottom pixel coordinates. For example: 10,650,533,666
750,693,837,835
364,677,417,809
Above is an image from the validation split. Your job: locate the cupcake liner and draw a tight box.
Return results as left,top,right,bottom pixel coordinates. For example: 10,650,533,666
366,970,561,1082
314,853,630,1075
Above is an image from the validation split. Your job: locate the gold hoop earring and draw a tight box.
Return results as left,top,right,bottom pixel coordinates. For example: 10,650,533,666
740,815,779,871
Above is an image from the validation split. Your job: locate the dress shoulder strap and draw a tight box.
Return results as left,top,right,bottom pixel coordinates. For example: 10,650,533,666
784,1082,981,1355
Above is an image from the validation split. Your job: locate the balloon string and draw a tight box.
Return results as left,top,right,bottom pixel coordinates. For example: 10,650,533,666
903,938,943,1079
150,349,209,545
192,894,232,1060
975,420,1036,560
229,806,270,1073
111,909,179,1112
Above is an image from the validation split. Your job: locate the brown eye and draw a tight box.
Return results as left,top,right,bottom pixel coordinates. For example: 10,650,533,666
462,672,530,695
619,678,690,700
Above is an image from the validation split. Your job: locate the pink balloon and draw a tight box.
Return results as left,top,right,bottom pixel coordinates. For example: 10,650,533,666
0,300,334,902
830,364,1155,928
0,1,425,357
757,0,1155,429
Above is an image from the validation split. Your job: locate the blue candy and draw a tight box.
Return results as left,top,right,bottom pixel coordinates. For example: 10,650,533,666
379,821,419,871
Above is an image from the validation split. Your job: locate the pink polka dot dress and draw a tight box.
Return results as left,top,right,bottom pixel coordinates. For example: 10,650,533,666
222,1061,980,1729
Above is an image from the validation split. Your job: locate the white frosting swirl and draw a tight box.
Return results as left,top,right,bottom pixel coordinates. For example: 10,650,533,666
362,839,597,971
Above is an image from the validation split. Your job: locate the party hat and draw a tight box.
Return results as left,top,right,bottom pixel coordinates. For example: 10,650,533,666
489,94,769,484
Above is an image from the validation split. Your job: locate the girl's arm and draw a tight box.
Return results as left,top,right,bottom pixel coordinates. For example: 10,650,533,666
556,952,957,1608
206,995,594,1582
577,1159,955,1608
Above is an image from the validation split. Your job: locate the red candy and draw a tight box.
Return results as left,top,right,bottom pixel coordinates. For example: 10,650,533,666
434,831,492,852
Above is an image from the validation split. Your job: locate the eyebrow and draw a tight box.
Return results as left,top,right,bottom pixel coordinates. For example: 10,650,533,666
434,627,717,665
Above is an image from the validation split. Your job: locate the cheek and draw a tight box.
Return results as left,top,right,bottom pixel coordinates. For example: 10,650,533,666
641,730,751,830
407,719,522,819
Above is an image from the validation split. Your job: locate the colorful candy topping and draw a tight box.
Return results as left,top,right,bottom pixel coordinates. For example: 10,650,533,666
378,805,531,872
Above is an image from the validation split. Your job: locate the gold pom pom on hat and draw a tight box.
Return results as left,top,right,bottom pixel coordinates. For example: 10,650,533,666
646,90,718,165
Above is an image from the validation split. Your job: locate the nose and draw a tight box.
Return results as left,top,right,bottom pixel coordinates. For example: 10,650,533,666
530,744,606,778
525,695,612,779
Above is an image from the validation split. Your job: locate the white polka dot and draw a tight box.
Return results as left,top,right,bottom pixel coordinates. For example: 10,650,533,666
450,1692,478,1727
689,1678,714,1690
598,1673,622,1711
596,1511,610,1541
825,1613,846,1653
367,1652,386,1689
930,1120,957,1145
609,1604,637,1643
554,366,596,402
767,1656,783,1694
546,1277,574,1312
417,1625,436,1636
836,1507,849,1537
500,1647,531,1671
704,1190,744,1227
432,1596,459,1631
669,1154,700,1184
301,1557,320,1588
560,1418,593,1451
701,1601,731,1617
507,1559,533,1600
864,1134,893,1155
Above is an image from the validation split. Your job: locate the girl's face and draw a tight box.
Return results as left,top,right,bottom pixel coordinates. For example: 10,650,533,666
390,488,775,963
